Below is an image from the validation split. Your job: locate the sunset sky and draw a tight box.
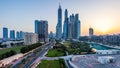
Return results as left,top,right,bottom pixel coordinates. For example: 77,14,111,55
0,0,120,37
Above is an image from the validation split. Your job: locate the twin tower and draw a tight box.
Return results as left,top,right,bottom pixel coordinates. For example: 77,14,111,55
56,4,81,40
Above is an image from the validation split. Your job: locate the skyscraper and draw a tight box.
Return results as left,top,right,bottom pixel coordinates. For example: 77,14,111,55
74,14,80,39
56,4,62,40
3,27,8,39
16,31,20,40
49,31,54,39
89,27,94,37
63,9,68,39
35,20,48,42
10,30,15,40
20,31,24,39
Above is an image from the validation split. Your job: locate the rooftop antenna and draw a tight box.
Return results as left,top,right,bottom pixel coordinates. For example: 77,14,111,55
59,2,61,8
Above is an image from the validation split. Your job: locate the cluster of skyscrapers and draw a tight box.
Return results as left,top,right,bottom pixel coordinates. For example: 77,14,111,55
2,4,81,44
3,27,23,40
56,4,81,40
2,20,49,44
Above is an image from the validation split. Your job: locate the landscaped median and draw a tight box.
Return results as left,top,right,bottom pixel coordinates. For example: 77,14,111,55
37,59,67,68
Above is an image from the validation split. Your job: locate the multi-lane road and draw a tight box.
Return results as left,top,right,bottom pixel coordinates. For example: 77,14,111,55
12,42,53,68
23,43,52,68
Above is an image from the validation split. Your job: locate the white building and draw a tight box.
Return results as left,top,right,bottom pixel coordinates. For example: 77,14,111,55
23,33,38,45
96,50,120,55
98,56,115,64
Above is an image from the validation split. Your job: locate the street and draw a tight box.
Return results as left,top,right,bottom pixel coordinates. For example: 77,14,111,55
12,42,52,68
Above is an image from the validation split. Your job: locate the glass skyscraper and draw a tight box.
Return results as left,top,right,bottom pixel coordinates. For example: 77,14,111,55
16,31,20,40
56,4,62,40
20,31,24,39
3,27,8,39
63,9,68,39
35,20,48,42
10,30,15,40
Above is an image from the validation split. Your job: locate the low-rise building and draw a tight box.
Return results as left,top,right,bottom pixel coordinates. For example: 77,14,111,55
98,56,115,64
96,50,120,55
23,33,38,45
1,40,24,48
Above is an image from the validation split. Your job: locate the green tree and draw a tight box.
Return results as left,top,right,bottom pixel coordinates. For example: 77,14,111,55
10,50,16,56
10,43,14,47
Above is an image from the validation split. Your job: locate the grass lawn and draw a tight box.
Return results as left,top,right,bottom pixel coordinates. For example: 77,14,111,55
0,46,25,55
63,41,75,54
46,49,65,57
37,59,66,68
63,41,71,48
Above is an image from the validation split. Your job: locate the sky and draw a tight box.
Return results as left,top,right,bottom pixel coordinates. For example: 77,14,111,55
0,0,120,38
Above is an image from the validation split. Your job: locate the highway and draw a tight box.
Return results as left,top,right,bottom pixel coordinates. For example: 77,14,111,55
23,43,52,68
12,42,52,68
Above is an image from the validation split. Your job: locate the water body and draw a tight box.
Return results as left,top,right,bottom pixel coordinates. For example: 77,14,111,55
90,42,116,50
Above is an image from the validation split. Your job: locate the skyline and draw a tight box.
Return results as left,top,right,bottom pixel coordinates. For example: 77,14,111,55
0,0,120,38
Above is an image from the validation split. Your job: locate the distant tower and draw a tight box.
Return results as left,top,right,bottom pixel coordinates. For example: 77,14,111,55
35,20,48,42
49,31,54,39
75,14,80,39
63,9,68,39
56,3,62,40
20,31,24,39
89,27,94,37
3,27,8,39
16,31,20,40
10,30,15,40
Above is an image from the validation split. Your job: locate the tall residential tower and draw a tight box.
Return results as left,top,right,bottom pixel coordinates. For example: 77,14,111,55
3,27,8,39
35,20,48,43
10,30,15,40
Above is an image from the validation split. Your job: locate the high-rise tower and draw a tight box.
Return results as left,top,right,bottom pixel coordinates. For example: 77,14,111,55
56,4,62,40
10,30,15,40
35,20,48,42
63,9,68,39
89,27,94,38
3,27,8,39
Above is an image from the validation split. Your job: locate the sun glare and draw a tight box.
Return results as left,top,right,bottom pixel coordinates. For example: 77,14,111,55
94,20,113,33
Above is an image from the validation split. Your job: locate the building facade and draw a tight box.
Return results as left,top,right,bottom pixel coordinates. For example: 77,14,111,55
20,31,24,39
16,31,20,40
3,27,8,39
89,27,94,38
10,30,15,40
63,9,68,39
35,20,48,43
23,33,38,45
56,4,62,40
